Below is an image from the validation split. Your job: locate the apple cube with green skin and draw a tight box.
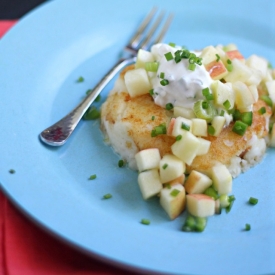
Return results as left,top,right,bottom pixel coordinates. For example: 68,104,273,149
137,169,162,200
167,117,192,137
159,154,186,183
265,80,275,105
211,116,226,137
196,138,211,156
210,164,232,195
246,54,268,79
174,106,196,119
135,49,154,69
233,81,256,111
171,131,200,165
186,194,215,218
124,68,152,97
135,148,161,172
191,118,208,137
211,80,235,109
160,184,186,220
200,46,220,65
224,59,252,83
185,170,212,194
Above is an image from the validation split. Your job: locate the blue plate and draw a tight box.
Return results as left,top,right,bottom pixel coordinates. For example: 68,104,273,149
0,0,275,274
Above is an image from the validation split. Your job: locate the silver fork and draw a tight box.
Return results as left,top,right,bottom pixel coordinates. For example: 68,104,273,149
40,8,173,146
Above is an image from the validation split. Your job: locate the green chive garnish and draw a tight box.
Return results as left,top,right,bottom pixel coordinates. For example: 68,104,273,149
9,169,15,174
118,159,125,167
204,186,219,200
160,79,169,86
160,72,165,79
164,52,174,61
168,42,176,47
216,54,220,62
89,174,96,180
202,87,214,100
245,223,251,231
208,125,215,136
258,107,266,115
141,219,150,225
260,95,273,107
83,106,100,120
165,103,174,110
188,63,196,71
151,116,155,120
162,163,168,170
232,120,248,136
176,135,182,141
223,100,231,110
248,197,258,205
151,123,167,137
240,111,253,126
226,59,233,72
103,193,112,199
77,76,84,83
170,189,180,197
145,61,159,72
181,123,190,131
149,89,154,96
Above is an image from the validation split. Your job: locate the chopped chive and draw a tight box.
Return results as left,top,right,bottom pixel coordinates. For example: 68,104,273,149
240,111,253,126
196,57,203,66
164,52,174,61
233,109,241,121
223,100,231,110
204,186,219,200
208,125,215,136
232,120,248,136
83,106,100,120
141,219,150,225
151,115,155,121
189,56,196,64
188,63,196,71
118,159,125,167
77,76,84,83
181,123,190,131
149,89,154,96
220,110,225,116
225,199,235,213
202,87,214,100
86,89,92,95
181,49,190,59
202,101,209,109
248,197,258,205
182,215,207,232
95,95,101,102
160,72,165,79
226,59,233,72
245,223,251,231
169,42,176,47
103,193,112,199
165,183,172,189
174,55,182,63
260,95,273,107
165,103,174,110
258,107,266,115
160,79,169,86
170,189,180,197
9,169,15,174
216,54,220,62
89,174,97,180
176,135,182,141
162,163,168,170
151,123,166,137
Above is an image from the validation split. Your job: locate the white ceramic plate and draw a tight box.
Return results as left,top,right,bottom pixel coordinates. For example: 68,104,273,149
0,0,275,274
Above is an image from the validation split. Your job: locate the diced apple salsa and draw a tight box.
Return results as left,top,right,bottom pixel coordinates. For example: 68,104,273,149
107,42,275,231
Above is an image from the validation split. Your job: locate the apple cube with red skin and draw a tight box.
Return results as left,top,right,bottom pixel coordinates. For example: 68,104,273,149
160,184,186,220
186,194,215,218
210,164,232,195
200,46,220,65
226,50,244,61
205,60,228,80
168,174,185,186
185,170,212,194
137,169,162,200
159,154,186,183
135,148,161,172
167,117,192,137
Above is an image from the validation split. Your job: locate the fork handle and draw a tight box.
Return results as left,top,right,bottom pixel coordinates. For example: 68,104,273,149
40,56,136,146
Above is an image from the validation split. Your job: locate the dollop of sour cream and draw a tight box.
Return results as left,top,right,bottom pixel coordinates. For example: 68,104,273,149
150,43,213,109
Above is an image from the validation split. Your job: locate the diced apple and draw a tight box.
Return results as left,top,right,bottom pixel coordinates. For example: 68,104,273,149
233,81,256,111
226,50,245,61
265,80,275,105
124,68,152,97
224,59,252,83
246,54,268,79
246,68,262,86
186,194,215,218
160,184,186,220
168,174,186,186
135,49,154,69
200,46,220,65
211,116,226,137
167,117,192,137
159,154,186,183
205,60,228,80
196,138,211,156
210,164,232,195
211,80,235,109
248,84,259,102
191,118,208,137
135,148,161,172
185,170,212,194
137,169,162,200
174,106,196,119
269,123,275,147
171,131,200,165
223,43,238,52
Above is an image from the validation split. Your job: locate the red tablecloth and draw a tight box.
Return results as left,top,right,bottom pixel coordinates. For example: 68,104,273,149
0,21,136,275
